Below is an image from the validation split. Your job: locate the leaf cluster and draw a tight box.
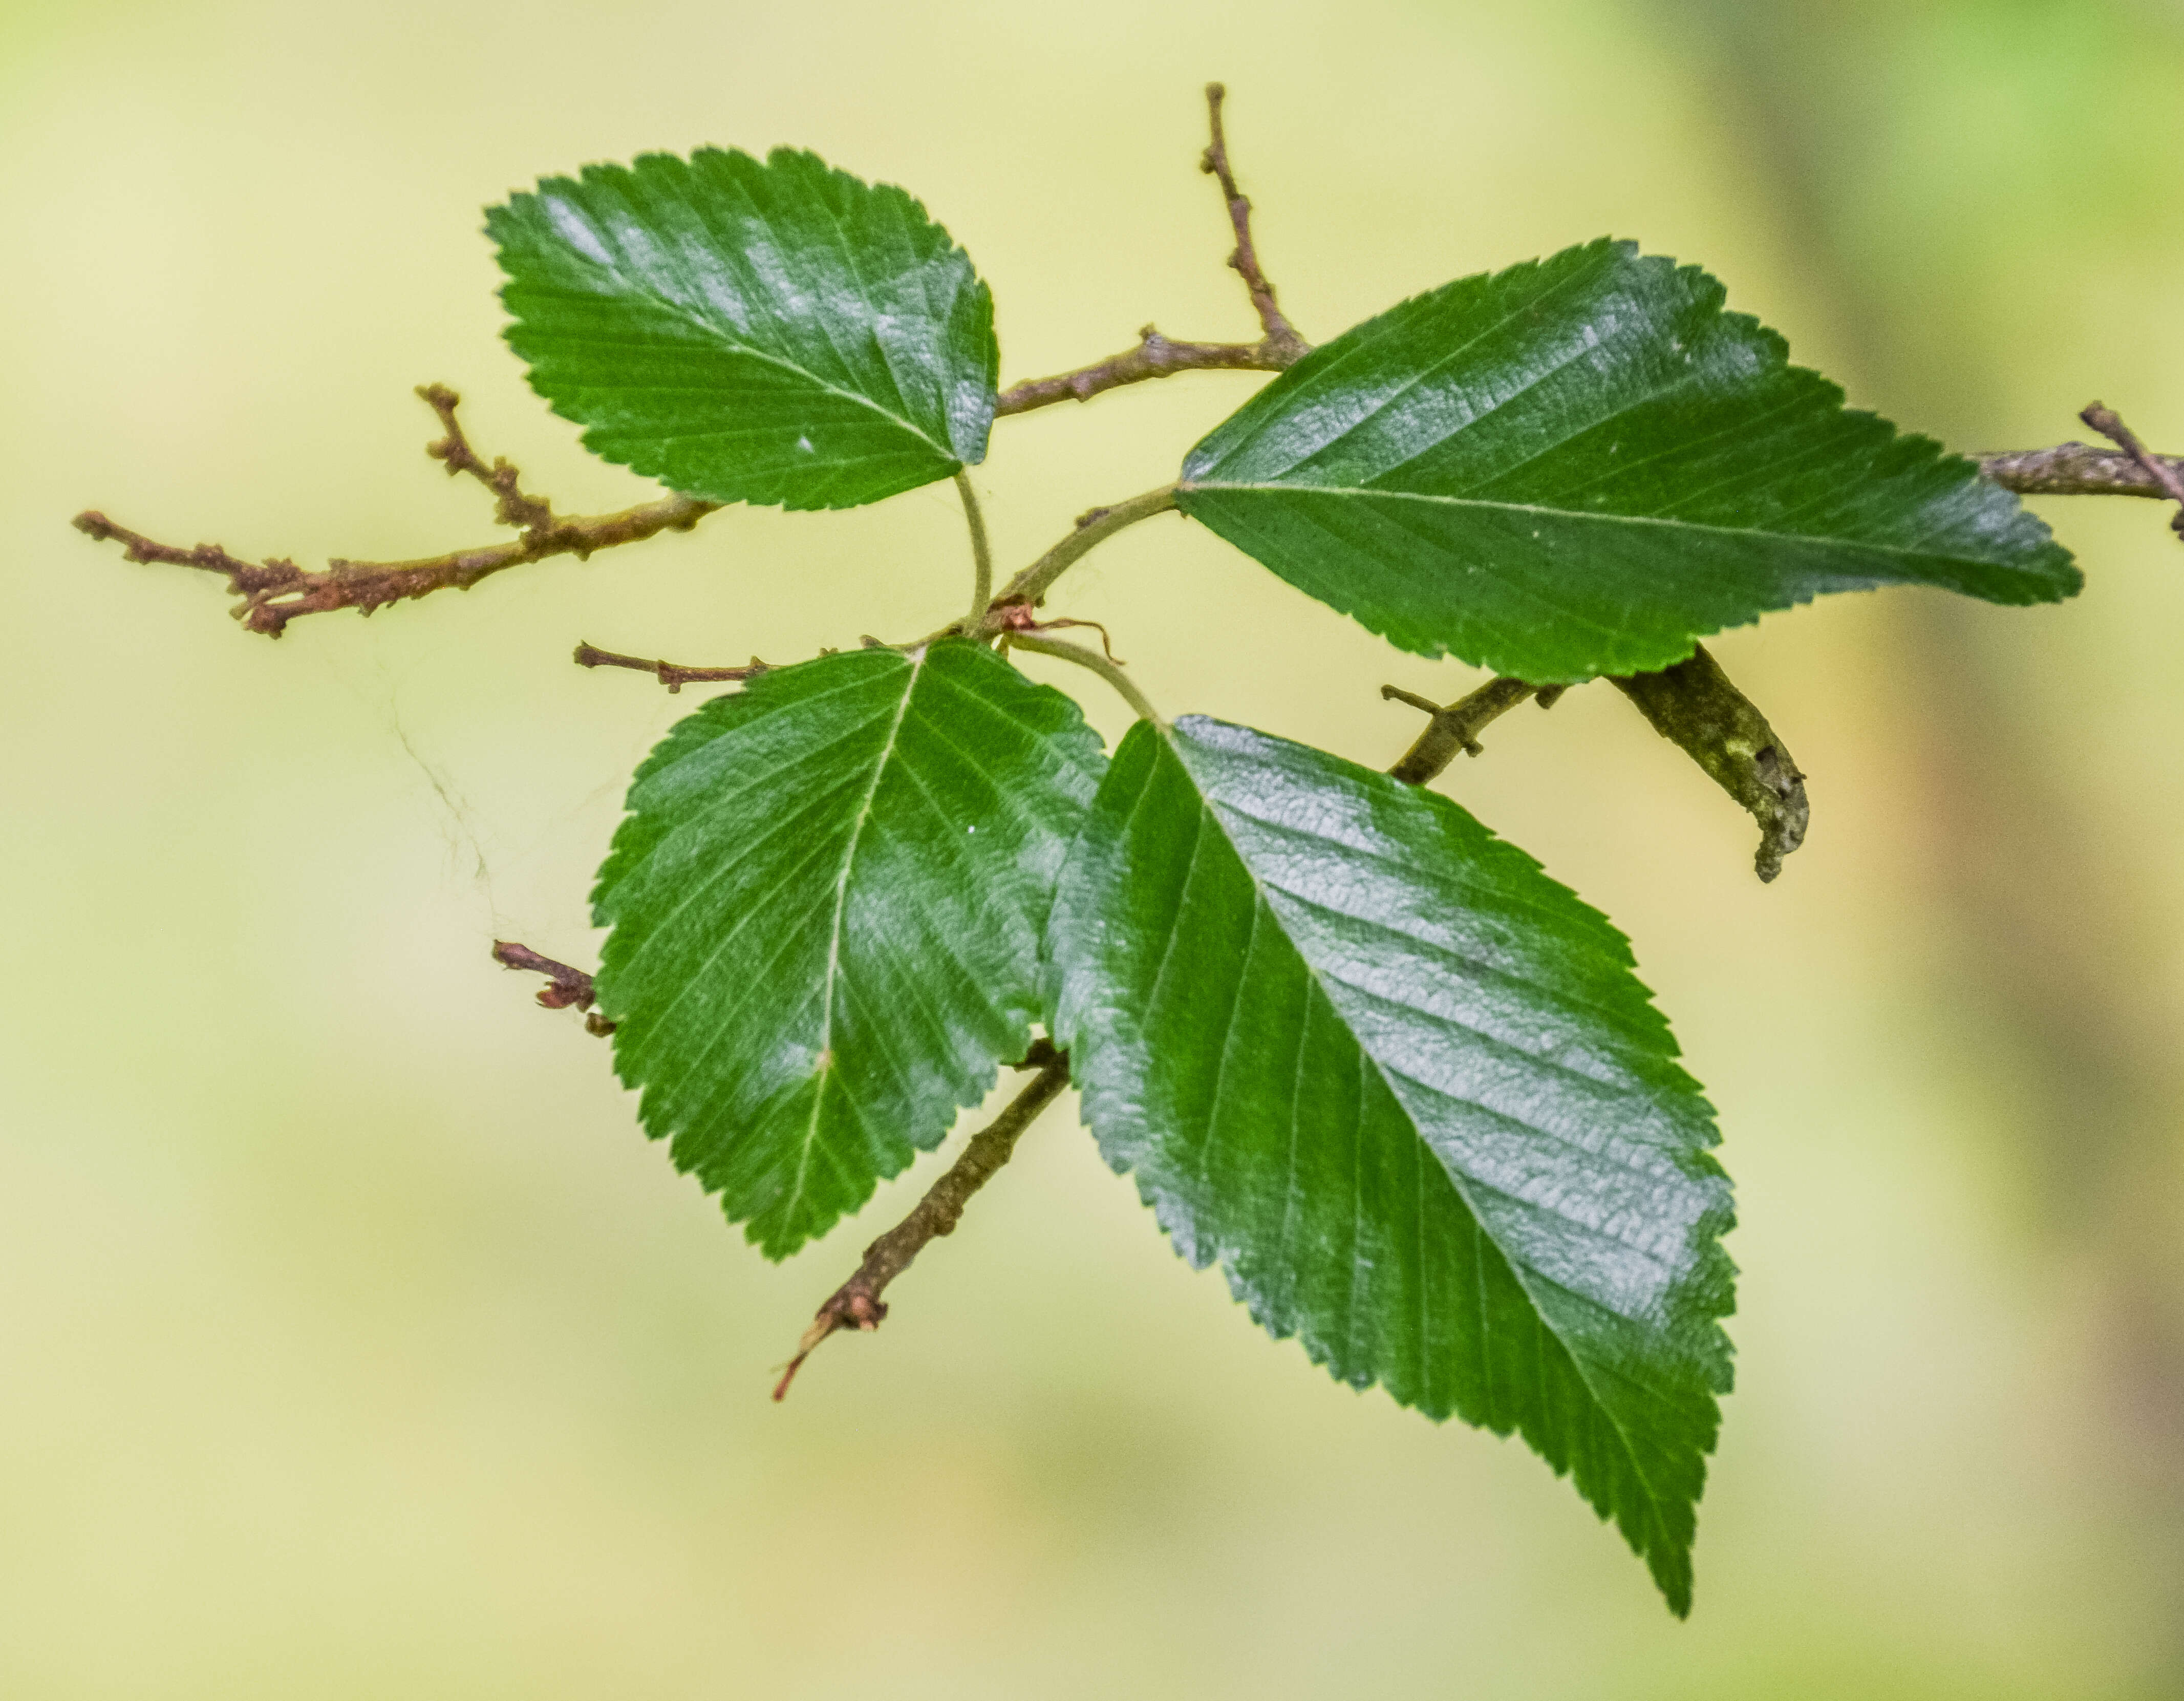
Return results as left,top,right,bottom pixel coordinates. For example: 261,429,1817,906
473,122,2082,1614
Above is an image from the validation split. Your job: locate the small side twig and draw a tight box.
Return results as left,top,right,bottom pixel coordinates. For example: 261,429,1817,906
2078,402,2184,539
773,1041,1072,1400
989,84,1311,420
1978,440,2184,499
573,642,772,693
1383,676,1546,782
416,384,556,535
75,382,719,636
75,495,715,637
492,940,615,1035
1201,82,1307,360
993,328,1300,417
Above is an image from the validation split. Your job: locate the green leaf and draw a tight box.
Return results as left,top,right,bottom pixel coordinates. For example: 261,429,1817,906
1177,238,2078,681
1047,716,1734,1613
489,148,998,511
593,642,1102,1257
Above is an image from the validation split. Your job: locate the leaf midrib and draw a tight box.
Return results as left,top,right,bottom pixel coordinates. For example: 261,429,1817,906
516,216,960,467
1181,481,2011,568
1190,239,1629,482
779,646,931,1228
1159,727,1680,1544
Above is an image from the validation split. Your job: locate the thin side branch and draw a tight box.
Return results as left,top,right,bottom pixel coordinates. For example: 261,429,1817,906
1384,676,1548,782
77,94,2184,652
773,1041,1072,1400
1978,441,2184,499
493,940,615,1035
417,384,555,533
573,642,773,693
989,83,1311,420
993,328,1300,417
2077,403,2184,538
1201,82,1308,360
75,385,719,636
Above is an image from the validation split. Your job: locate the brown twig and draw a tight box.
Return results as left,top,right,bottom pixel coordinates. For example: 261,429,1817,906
573,642,773,693
74,383,719,636
80,423,2173,640
1978,441,2184,500
772,1040,1072,1401
1201,82,1307,360
77,90,2184,653
2076,403,2184,538
990,84,1311,419
75,495,715,638
417,384,555,534
1384,676,1550,782
492,941,615,1035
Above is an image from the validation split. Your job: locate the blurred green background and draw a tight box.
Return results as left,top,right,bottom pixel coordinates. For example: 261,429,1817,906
5,0,2183,1693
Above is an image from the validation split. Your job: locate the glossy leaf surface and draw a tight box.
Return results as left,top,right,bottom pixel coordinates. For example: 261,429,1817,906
490,149,998,509
594,643,1102,1257
1048,716,1734,1611
1179,239,2079,681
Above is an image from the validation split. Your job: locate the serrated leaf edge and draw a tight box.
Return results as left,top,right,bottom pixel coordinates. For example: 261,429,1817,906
488,145,999,501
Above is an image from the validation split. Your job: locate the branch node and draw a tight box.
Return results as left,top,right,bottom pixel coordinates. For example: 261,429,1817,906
2080,401,2184,538
1385,677,1542,781
991,600,1125,662
985,88,1311,419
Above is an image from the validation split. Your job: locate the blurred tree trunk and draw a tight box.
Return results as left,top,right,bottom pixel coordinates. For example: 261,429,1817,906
1657,0,2184,1681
